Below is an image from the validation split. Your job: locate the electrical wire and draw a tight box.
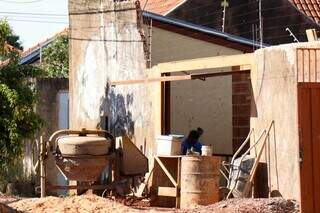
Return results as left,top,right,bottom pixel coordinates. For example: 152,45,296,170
5,18,67,24
0,11,67,16
0,0,44,3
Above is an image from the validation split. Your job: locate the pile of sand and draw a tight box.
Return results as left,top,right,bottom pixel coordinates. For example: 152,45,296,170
0,194,299,213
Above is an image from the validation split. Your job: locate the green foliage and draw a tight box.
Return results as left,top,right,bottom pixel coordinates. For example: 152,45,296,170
0,19,12,58
0,21,43,170
6,35,23,51
42,35,69,78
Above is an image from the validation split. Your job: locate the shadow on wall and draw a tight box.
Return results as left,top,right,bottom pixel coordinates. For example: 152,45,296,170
98,84,135,138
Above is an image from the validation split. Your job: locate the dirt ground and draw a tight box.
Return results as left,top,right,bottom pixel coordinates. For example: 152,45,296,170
0,193,299,213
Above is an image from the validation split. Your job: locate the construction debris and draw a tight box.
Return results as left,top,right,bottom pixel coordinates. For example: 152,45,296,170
0,193,299,213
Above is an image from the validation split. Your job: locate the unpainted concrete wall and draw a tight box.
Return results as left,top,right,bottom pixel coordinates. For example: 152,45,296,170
22,78,68,192
69,0,160,159
150,27,243,155
251,42,320,201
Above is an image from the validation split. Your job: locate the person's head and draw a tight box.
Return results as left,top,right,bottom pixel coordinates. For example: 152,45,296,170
188,130,200,144
197,127,204,137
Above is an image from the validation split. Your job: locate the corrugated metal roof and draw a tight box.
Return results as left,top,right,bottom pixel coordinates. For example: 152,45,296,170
144,11,268,48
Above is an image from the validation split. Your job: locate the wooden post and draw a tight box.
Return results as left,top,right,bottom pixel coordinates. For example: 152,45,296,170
306,29,318,42
40,136,46,198
176,158,181,208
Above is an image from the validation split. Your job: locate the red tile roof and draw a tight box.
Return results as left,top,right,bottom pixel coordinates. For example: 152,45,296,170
292,0,320,23
139,0,186,15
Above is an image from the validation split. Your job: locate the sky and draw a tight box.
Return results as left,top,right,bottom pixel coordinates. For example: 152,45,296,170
0,0,68,49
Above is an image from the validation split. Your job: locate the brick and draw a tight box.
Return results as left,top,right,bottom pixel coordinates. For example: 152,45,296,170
233,138,250,153
232,83,250,94
233,116,250,126
233,105,251,116
232,73,251,82
233,127,251,138
232,94,251,104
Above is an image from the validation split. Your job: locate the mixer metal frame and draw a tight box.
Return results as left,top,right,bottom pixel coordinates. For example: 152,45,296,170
40,129,118,197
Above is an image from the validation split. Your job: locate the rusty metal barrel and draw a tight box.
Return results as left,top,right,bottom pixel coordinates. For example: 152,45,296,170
180,156,221,209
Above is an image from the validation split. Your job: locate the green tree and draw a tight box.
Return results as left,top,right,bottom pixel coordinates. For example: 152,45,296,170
0,19,12,58
0,19,43,169
42,35,69,78
6,34,23,51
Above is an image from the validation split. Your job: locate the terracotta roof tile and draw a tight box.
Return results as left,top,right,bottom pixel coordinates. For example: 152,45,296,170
139,0,186,15
292,0,320,23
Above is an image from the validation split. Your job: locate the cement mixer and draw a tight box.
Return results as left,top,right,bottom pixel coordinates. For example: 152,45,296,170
40,129,118,197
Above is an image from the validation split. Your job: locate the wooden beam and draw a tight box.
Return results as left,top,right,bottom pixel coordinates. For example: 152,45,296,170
306,29,318,42
191,70,250,79
110,75,191,86
136,167,154,197
158,187,177,197
150,53,253,74
110,70,249,86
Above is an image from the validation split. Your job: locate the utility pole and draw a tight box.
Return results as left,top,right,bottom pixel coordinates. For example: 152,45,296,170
221,0,229,32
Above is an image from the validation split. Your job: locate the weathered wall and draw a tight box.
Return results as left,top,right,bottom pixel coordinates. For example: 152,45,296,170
251,42,320,201
69,0,160,159
150,27,243,155
22,78,68,192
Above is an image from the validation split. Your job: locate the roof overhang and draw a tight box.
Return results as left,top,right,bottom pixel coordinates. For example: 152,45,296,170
143,11,269,52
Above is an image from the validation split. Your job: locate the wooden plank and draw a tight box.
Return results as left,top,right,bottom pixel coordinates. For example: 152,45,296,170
306,29,318,42
176,158,181,208
136,167,154,197
110,75,191,86
110,70,249,86
311,88,320,213
155,156,178,187
158,187,177,197
150,53,253,74
298,86,314,213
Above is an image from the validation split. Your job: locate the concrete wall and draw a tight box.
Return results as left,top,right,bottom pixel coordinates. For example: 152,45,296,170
151,27,243,154
251,42,320,201
22,78,68,193
69,0,160,160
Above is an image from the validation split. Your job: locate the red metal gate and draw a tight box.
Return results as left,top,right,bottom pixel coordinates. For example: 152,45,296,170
298,83,320,213
297,48,320,213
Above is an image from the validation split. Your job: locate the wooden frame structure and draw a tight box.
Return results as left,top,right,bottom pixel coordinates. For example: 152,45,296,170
153,156,182,208
110,53,253,86
109,53,253,149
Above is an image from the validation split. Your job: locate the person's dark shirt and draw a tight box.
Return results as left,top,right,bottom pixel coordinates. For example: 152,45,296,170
181,138,202,155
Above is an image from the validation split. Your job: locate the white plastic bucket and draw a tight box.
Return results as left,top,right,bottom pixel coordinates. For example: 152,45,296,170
201,145,213,156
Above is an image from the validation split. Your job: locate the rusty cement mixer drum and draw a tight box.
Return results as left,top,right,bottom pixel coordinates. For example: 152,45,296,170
180,156,221,209
55,135,112,182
